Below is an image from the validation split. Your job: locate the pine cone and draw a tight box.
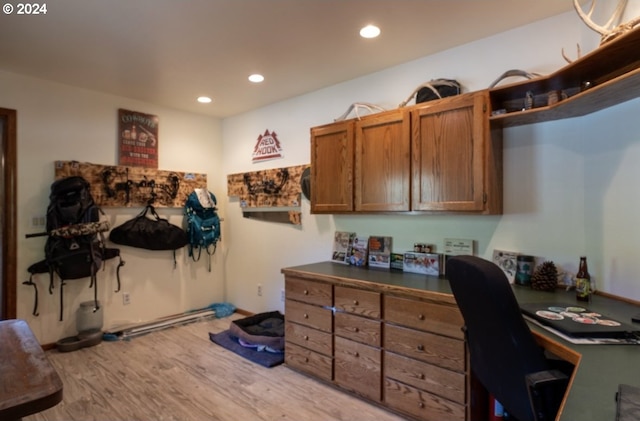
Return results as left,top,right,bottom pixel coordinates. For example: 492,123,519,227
531,261,558,292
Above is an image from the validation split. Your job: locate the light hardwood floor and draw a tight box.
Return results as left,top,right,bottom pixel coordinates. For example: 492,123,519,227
25,313,407,421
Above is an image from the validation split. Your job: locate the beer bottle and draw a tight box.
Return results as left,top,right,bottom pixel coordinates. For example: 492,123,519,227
575,256,591,302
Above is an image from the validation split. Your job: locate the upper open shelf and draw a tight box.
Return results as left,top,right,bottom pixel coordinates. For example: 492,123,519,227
489,26,640,128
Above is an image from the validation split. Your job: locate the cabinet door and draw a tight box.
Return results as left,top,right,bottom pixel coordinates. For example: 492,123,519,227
411,91,489,212
355,109,410,211
310,121,354,213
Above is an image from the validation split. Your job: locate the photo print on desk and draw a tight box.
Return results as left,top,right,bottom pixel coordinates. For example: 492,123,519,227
493,249,520,283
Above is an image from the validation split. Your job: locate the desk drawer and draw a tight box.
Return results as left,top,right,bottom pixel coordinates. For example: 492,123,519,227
334,286,381,318
385,352,465,404
285,321,332,356
385,377,465,421
285,277,332,306
285,342,332,381
384,324,465,372
285,299,332,332
334,336,381,401
334,312,381,347
385,295,464,339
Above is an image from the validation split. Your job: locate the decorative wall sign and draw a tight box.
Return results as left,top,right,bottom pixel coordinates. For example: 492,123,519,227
252,129,283,163
55,160,207,208
118,109,159,168
227,164,308,225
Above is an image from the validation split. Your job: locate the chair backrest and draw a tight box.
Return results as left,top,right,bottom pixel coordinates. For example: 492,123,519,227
446,255,550,421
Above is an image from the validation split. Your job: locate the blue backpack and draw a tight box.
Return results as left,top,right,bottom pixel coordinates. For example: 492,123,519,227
185,189,221,270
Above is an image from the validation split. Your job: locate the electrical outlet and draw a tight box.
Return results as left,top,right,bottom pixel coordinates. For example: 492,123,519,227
30,215,46,230
123,292,131,305
257,284,262,296
281,289,285,302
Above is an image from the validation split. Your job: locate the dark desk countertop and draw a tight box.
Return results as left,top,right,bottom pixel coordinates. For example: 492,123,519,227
282,261,640,421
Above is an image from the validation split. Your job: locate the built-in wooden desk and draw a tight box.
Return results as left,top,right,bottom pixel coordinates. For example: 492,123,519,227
510,287,640,421
282,262,640,421
0,319,63,420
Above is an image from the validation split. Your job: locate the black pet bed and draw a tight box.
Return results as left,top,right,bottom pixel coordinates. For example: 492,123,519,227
209,330,284,368
228,310,285,351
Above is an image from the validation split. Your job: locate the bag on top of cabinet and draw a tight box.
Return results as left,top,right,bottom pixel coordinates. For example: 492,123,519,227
399,78,462,107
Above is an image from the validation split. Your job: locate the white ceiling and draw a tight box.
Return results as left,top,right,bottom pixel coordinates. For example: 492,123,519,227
0,0,576,118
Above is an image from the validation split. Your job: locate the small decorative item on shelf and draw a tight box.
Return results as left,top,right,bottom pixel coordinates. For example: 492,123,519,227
547,90,568,106
524,91,534,110
515,255,535,286
530,261,559,292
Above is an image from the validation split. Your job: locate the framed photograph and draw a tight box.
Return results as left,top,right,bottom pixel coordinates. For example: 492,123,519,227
493,249,519,283
332,231,355,264
118,109,159,168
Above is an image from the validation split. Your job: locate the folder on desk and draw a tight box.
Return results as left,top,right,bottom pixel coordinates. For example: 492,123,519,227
520,302,640,339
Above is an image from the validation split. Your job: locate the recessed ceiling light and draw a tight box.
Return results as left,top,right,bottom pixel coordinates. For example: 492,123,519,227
248,74,265,83
360,24,380,39
197,96,213,103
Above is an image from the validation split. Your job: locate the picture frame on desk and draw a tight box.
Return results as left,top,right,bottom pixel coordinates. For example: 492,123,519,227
403,252,440,276
368,236,392,269
332,231,355,264
347,235,369,267
493,249,519,283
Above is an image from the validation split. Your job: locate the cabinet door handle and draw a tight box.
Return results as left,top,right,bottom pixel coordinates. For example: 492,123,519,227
418,402,425,409
353,352,359,358
353,300,359,305
417,314,425,320
417,344,424,351
353,327,360,333
303,335,309,340
303,313,309,319
303,289,309,295
418,373,425,380
304,357,309,363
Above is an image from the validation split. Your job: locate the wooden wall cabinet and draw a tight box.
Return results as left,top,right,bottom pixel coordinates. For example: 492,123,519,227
355,109,411,212
310,121,354,213
310,91,502,214
283,271,479,421
411,91,502,213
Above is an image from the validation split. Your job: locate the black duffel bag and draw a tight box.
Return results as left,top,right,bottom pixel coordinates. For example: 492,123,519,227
399,78,462,107
109,204,187,251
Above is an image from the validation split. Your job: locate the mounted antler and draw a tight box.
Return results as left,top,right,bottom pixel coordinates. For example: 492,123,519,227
574,0,640,44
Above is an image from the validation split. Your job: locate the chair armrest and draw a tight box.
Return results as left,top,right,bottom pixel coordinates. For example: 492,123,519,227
526,370,569,421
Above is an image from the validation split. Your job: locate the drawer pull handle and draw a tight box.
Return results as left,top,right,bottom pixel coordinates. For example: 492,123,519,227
417,344,424,351
353,300,359,305
418,402,425,409
303,290,309,295
353,327,359,333
354,352,359,358
304,357,309,363
303,335,309,340
303,313,309,319
418,314,425,320
419,373,425,380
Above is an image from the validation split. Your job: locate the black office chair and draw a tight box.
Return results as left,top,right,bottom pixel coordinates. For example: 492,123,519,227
446,255,569,421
